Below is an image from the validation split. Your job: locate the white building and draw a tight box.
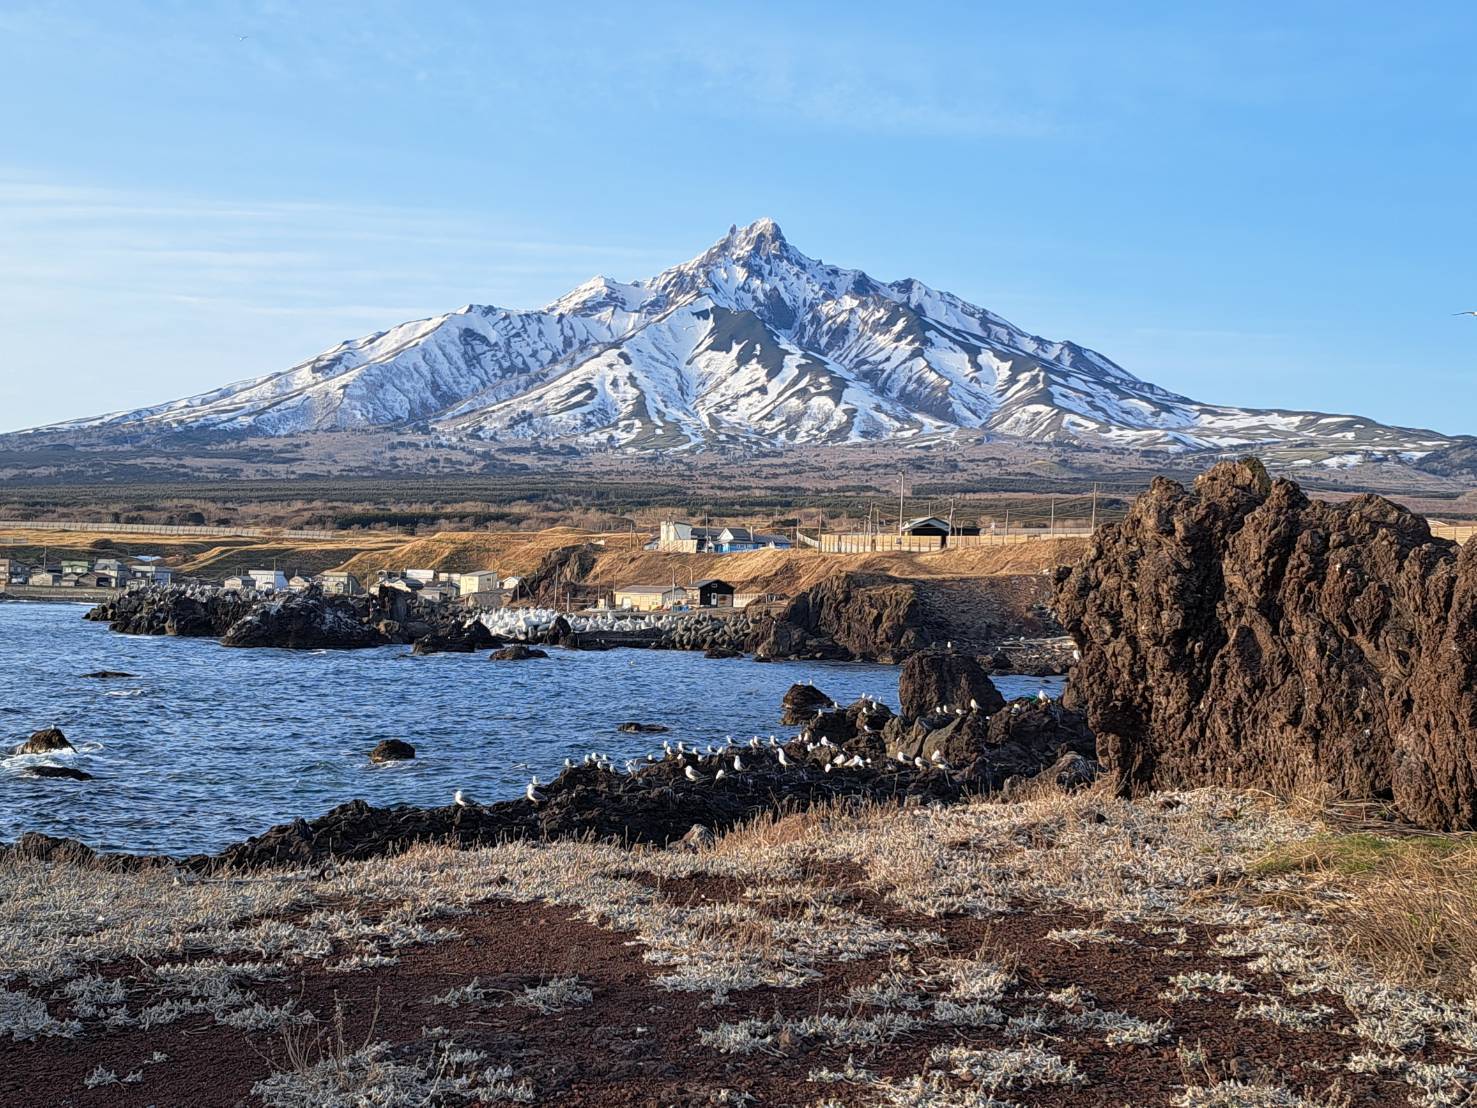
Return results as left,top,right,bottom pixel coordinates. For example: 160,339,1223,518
248,569,288,592
458,570,502,597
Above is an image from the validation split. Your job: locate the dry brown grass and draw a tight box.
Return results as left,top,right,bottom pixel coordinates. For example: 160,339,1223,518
1337,845,1477,996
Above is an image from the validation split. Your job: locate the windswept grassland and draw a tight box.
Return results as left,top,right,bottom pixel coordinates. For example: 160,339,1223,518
5,787,1477,1105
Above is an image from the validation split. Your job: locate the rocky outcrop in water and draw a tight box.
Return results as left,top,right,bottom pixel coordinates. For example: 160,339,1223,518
27,765,93,781
897,650,1006,720
15,727,73,755
780,683,835,724
490,644,548,661
1055,458,1477,830
86,590,255,638
369,739,416,763
220,592,388,650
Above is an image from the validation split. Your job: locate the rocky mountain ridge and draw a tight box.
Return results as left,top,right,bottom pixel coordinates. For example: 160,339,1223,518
31,219,1460,457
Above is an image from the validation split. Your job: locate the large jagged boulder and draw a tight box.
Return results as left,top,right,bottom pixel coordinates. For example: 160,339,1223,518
1055,458,1477,830
220,593,387,650
751,572,929,663
897,651,1006,720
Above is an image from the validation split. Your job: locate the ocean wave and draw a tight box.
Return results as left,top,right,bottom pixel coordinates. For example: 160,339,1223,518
103,689,145,698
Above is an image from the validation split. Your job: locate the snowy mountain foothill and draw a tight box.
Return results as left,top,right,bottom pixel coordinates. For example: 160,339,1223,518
28,219,1460,459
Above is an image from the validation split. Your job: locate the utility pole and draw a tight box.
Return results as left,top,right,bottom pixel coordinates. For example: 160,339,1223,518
897,471,905,535
1003,508,1010,546
1049,496,1056,537
1090,483,1099,534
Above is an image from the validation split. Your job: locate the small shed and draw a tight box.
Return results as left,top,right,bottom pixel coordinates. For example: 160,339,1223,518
692,578,736,607
900,516,953,538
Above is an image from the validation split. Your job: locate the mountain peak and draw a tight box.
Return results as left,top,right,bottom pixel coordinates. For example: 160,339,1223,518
29,223,1460,459
713,217,790,261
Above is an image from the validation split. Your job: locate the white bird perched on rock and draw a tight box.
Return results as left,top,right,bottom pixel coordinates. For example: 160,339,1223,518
969,698,979,711
931,749,943,762
914,756,926,770
777,747,790,767
684,764,700,783
847,754,865,768
732,754,745,772
749,736,760,748
956,707,965,716
564,757,574,769
832,752,846,766
1037,688,1050,703
823,762,833,773
896,750,909,763
662,740,673,756
454,789,474,808
525,777,545,804
714,768,726,781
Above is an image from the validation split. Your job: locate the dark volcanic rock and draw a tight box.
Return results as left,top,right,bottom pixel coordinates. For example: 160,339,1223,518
221,593,388,650
704,645,742,659
1055,458,1477,830
780,683,835,724
87,589,255,638
410,621,494,655
897,650,1006,720
750,572,928,662
80,670,136,679
206,747,969,872
490,644,549,661
807,698,896,758
16,727,73,754
617,722,669,733
369,739,416,763
0,832,161,871
28,765,93,781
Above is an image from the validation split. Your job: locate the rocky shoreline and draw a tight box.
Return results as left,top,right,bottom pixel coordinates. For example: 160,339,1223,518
80,578,1076,673
5,654,1094,873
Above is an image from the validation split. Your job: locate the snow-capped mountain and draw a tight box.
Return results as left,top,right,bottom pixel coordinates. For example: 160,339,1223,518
39,219,1457,455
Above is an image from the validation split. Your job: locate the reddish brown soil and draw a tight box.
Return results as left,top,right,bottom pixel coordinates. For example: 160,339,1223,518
1,871,1418,1107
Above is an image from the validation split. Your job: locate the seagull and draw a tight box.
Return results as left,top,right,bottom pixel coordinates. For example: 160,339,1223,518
525,777,545,804
732,755,745,772
914,756,926,770
714,768,726,781
896,750,909,763
832,752,846,765
1454,310,1477,316
1036,688,1050,703
969,698,979,711
454,789,473,807
824,762,833,773
684,764,700,782
777,748,790,767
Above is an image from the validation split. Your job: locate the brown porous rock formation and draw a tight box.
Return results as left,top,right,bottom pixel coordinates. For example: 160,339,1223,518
750,572,928,663
1055,458,1477,830
896,650,1006,721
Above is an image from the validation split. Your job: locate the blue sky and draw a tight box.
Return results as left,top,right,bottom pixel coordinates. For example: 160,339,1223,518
1,1,1474,434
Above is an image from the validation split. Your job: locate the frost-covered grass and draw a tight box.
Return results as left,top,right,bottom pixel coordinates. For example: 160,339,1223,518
5,786,1477,1106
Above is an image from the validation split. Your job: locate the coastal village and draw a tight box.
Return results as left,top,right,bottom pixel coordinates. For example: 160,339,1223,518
0,516,809,614
0,511,1109,610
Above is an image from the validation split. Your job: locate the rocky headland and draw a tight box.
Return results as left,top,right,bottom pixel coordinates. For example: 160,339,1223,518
1057,457,1477,830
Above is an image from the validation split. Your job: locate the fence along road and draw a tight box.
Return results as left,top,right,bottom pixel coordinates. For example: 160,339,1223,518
0,520,392,541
